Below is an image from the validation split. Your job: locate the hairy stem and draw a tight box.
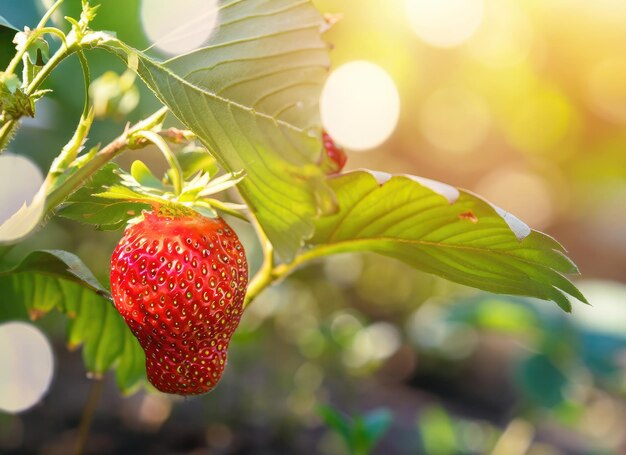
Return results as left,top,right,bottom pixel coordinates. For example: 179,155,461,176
44,107,168,215
25,34,78,95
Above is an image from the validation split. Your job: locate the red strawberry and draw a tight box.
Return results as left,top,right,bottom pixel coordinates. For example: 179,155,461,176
321,130,347,174
110,209,248,395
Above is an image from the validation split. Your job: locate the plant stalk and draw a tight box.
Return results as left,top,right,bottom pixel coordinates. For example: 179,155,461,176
73,377,103,455
44,107,168,214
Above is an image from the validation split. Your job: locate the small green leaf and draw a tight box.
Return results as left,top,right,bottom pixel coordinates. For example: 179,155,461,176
13,30,49,67
309,171,586,311
58,163,151,230
353,409,393,455
0,72,35,119
318,405,352,445
130,160,164,190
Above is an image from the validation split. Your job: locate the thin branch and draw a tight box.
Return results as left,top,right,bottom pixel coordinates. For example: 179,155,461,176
243,216,276,308
44,107,169,214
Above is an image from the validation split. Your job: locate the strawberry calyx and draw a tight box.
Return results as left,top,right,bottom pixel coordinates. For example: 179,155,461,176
96,156,248,225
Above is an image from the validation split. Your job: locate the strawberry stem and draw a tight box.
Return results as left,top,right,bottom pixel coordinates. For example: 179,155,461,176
244,217,275,308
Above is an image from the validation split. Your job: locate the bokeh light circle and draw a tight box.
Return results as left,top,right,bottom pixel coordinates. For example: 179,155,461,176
586,57,626,124
419,87,491,154
320,61,400,151
140,0,219,55
0,154,43,225
0,153,45,243
468,0,533,67
0,322,54,413
406,0,484,48
474,167,554,228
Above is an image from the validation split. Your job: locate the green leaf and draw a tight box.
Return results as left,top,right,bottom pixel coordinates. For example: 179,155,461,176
1,249,109,297
91,0,333,261
354,409,393,454
0,15,18,69
177,147,218,179
309,171,586,312
130,159,164,190
318,405,352,445
58,163,151,230
0,250,145,392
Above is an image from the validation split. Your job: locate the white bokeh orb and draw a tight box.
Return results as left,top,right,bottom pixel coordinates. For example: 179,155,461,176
406,0,484,48
0,322,54,413
0,154,43,225
320,61,400,151
0,153,45,243
140,0,219,55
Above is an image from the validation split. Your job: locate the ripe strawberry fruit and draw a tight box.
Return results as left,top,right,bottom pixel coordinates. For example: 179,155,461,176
110,209,248,395
321,130,347,174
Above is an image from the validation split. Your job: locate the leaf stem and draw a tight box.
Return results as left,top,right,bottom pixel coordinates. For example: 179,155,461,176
243,243,344,308
243,217,275,308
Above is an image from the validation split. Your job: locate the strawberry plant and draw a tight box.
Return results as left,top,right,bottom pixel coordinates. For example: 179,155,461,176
0,0,586,407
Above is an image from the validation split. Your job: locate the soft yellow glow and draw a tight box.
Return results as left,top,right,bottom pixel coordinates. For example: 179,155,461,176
505,88,574,154
586,57,626,124
474,168,554,228
419,87,491,154
468,0,533,67
140,0,219,55
0,322,54,413
321,61,400,151
406,0,484,48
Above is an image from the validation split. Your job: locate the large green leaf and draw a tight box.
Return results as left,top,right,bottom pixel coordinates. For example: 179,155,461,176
309,171,586,312
91,0,332,261
0,15,18,69
0,250,145,393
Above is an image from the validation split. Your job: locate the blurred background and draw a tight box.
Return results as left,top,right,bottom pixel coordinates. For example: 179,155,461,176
1,0,625,453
